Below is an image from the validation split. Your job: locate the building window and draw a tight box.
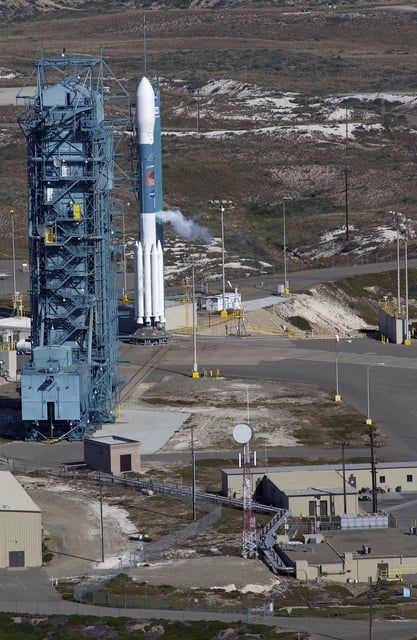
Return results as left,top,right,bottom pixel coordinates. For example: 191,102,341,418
379,475,386,483
120,454,132,472
407,475,413,483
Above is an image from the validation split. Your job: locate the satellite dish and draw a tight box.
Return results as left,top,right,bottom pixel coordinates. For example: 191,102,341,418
53,158,61,168
233,422,253,444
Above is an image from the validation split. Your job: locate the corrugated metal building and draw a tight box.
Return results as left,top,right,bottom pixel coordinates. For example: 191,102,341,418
0,471,42,568
222,461,417,518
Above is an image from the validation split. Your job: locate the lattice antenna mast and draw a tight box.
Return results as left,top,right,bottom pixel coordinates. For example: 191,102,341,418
233,423,257,558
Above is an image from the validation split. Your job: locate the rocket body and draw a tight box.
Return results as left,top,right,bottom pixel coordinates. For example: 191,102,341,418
133,76,165,327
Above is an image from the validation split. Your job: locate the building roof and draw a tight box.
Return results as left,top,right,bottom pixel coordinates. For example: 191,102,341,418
0,471,40,513
285,527,417,567
286,486,357,497
86,435,139,446
222,461,417,475
0,317,31,331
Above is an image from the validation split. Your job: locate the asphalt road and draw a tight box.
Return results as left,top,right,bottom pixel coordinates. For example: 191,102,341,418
2,256,417,303
145,333,417,462
0,581,416,640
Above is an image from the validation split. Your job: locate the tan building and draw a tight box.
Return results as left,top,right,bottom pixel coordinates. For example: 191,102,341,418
222,461,417,517
0,471,42,568
84,435,141,474
293,527,417,584
223,461,417,583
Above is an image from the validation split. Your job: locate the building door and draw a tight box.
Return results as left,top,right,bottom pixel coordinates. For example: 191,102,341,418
120,454,132,472
308,501,316,517
9,550,25,567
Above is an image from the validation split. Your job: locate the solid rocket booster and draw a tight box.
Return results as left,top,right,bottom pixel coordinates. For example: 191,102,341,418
134,76,165,327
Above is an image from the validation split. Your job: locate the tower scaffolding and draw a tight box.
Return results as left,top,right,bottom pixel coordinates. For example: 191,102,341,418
17,52,130,440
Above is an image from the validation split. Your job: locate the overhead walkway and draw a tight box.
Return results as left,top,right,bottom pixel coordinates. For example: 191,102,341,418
258,510,296,575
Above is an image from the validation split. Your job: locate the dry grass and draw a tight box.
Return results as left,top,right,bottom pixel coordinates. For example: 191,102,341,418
2,4,417,270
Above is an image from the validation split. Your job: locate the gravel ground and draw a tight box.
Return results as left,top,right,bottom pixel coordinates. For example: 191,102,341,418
128,555,281,591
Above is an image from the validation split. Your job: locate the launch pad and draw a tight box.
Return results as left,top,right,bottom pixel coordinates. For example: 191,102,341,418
128,327,170,346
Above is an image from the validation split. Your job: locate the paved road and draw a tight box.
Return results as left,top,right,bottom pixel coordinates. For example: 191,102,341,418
146,334,417,461
2,257,417,303
0,573,416,640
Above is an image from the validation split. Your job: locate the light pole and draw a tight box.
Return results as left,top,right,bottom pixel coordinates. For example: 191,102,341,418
396,215,401,316
366,363,385,425
10,209,16,296
220,202,227,317
282,197,292,296
404,221,410,343
335,335,341,402
390,210,401,316
191,264,199,378
334,335,351,402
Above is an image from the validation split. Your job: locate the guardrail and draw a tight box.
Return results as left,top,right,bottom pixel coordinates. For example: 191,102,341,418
47,469,283,515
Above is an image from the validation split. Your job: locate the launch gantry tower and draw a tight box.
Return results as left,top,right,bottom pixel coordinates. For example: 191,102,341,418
17,53,129,440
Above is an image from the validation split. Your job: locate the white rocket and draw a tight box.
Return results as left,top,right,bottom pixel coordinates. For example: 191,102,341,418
134,77,165,327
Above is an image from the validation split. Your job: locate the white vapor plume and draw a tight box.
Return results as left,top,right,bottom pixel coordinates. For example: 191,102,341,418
158,209,211,242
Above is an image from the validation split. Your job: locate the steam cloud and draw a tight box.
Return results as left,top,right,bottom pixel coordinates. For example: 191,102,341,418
158,209,211,243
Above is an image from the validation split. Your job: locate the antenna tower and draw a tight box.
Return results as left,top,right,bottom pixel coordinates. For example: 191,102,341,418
242,440,257,557
233,423,257,558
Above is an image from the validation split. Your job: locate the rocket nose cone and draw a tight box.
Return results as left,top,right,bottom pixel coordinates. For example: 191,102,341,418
137,76,154,102
136,77,155,145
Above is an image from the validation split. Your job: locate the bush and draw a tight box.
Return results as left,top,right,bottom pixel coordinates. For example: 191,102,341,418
288,316,312,331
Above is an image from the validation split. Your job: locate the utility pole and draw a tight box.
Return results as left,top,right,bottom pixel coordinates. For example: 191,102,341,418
191,424,196,521
196,88,200,134
341,441,348,514
368,575,373,640
334,439,348,513
99,482,104,563
344,169,349,242
282,196,292,295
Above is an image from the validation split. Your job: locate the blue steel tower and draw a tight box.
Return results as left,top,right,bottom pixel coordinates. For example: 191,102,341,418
17,53,129,440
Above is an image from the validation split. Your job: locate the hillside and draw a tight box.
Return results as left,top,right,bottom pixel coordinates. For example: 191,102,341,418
1,1,417,291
